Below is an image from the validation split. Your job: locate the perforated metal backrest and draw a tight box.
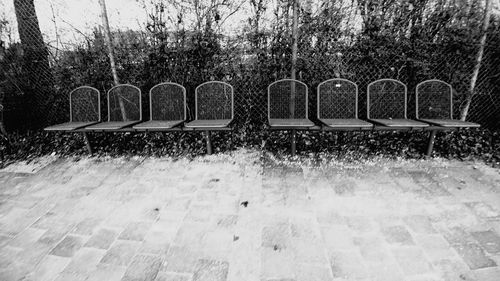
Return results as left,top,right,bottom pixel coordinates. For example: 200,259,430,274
195,81,234,120
367,79,407,119
416,79,453,119
317,78,358,119
268,79,308,120
69,86,101,122
107,84,142,122
149,82,186,121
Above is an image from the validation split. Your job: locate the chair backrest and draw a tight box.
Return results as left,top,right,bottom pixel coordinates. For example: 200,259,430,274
416,79,453,119
107,84,142,122
149,82,186,121
69,86,101,122
268,79,308,120
317,78,358,119
195,81,234,120
367,79,407,119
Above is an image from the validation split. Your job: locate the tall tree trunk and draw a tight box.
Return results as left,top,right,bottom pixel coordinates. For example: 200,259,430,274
98,0,126,120
460,0,491,121
290,0,298,118
14,0,53,129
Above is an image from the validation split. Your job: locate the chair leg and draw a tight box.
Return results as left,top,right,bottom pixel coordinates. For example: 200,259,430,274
426,130,437,157
205,130,212,155
291,129,296,156
83,132,93,154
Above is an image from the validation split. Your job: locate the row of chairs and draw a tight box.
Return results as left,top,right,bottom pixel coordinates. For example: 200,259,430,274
46,81,233,132
269,78,478,129
45,79,479,155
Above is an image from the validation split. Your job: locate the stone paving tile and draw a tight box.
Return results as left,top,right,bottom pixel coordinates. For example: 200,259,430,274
0,262,31,281
86,263,127,281
432,258,477,281
261,222,291,249
291,239,328,265
85,228,119,250
38,229,71,247
366,261,406,281
215,214,238,228
173,223,208,249
392,247,434,276
381,224,415,245
328,250,369,279
413,234,456,261
15,241,52,266
345,216,376,233
465,202,500,220
8,227,46,248
49,235,85,258
321,225,355,251
100,241,140,266
72,217,103,236
161,245,202,273
63,248,106,275
353,235,392,263
155,272,192,281
201,230,233,260
118,221,152,241
403,215,437,234
192,259,229,281
24,255,71,281
121,254,162,281
260,247,295,280
471,230,500,254
452,242,497,270
0,234,11,248
53,271,88,281
294,264,333,281
472,266,500,281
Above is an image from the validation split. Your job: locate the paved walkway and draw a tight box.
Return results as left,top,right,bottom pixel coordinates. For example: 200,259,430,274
0,150,500,281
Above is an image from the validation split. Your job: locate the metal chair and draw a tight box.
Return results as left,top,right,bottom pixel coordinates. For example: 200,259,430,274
268,79,314,128
133,82,186,130
86,84,142,130
184,81,234,154
367,79,428,128
45,86,101,131
318,78,372,129
185,81,234,129
416,79,480,128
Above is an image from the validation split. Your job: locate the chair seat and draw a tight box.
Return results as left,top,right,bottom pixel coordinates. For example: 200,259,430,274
185,119,232,128
370,119,429,128
133,120,184,130
269,119,315,127
320,118,373,128
44,121,99,131
419,119,480,128
85,121,141,130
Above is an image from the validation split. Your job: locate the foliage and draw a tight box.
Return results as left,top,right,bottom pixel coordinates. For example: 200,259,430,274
1,128,499,169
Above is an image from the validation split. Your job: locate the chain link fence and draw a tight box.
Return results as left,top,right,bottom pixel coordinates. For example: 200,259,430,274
1,0,499,134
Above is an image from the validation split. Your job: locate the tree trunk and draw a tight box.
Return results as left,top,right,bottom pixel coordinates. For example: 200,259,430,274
290,0,298,118
13,0,53,129
460,0,491,121
98,0,127,120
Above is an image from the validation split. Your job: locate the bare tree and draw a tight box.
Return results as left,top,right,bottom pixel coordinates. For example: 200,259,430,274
13,0,53,128
460,0,492,121
98,0,126,120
